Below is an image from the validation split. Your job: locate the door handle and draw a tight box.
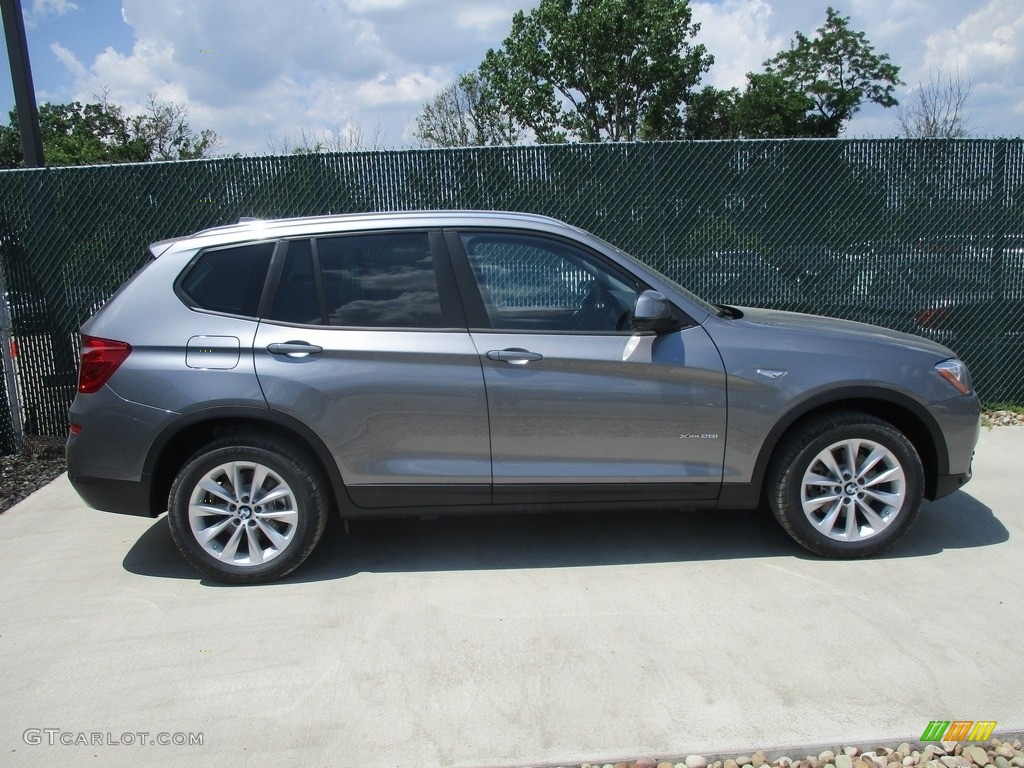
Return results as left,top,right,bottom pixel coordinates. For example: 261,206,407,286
486,348,543,365
267,341,323,358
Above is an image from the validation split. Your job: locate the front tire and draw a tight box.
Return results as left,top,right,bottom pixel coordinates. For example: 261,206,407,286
168,435,328,584
767,412,925,558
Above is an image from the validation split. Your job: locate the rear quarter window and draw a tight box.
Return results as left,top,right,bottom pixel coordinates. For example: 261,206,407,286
179,242,275,316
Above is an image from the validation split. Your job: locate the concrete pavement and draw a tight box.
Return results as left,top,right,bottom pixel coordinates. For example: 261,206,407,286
1,427,1022,768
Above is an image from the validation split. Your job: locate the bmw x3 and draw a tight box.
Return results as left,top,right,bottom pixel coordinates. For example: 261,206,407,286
66,211,981,583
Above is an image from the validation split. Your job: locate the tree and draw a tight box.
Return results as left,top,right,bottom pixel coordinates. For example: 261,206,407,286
0,93,220,168
131,94,221,161
897,68,973,138
0,121,23,167
478,0,713,143
683,85,738,140
1,99,147,168
266,120,386,155
413,71,520,148
731,72,822,138
763,6,903,137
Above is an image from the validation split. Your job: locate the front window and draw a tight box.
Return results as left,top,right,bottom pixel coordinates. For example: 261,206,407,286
460,232,642,333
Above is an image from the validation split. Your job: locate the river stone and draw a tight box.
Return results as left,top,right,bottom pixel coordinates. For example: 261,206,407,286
968,747,991,766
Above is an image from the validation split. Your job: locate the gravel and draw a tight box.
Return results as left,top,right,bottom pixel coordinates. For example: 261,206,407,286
1,411,1022,515
0,436,68,514
981,410,1024,427
541,738,1024,768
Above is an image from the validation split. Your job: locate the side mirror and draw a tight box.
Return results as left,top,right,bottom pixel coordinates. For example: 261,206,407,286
632,290,674,332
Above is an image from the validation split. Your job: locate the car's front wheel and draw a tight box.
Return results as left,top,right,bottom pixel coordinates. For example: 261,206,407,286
767,412,925,558
168,435,328,583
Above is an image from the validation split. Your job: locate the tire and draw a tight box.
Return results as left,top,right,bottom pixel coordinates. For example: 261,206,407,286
168,435,329,584
767,411,924,558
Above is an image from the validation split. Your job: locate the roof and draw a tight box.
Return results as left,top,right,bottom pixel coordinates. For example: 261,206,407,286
153,210,580,253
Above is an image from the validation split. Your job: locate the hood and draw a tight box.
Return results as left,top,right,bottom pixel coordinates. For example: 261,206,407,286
728,306,956,358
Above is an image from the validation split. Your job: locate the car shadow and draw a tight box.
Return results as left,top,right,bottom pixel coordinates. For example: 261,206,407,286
121,490,1006,585
121,489,1007,585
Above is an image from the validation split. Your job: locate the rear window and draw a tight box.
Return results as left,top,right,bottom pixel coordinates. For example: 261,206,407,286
179,242,275,317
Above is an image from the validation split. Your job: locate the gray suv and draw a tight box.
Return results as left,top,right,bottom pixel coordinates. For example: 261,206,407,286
67,211,980,583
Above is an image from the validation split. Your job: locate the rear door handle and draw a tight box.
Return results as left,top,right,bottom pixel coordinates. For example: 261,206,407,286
486,348,543,365
267,341,323,358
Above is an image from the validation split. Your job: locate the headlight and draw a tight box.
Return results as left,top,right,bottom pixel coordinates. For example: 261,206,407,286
935,359,972,395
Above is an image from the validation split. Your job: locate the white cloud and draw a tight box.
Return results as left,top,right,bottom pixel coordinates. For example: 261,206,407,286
923,0,1022,74
40,0,1024,151
356,70,449,107
454,4,517,37
691,0,785,90
344,0,414,11
50,42,88,81
26,0,77,26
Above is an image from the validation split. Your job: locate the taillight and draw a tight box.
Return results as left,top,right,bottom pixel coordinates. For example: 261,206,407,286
77,336,132,394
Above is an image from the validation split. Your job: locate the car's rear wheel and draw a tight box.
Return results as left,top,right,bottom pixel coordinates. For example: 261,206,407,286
768,411,924,557
168,435,328,584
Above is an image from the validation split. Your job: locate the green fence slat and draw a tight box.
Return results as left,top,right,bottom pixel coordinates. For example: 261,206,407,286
1,138,1022,446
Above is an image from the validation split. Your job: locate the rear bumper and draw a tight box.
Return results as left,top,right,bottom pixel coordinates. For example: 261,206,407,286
67,472,157,517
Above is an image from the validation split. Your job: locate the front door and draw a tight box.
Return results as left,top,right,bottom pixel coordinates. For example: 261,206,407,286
451,230,727,503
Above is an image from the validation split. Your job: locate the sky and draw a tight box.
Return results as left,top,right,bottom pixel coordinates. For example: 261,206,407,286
1,0,1022,156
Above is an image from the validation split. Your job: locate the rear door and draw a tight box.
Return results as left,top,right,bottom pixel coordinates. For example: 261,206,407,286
254,231,490,509
448,229,727,504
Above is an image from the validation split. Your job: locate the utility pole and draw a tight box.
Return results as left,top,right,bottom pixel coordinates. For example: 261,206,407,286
2,0,45,167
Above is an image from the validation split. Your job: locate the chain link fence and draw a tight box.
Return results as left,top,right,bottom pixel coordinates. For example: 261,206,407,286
0,138,1022,451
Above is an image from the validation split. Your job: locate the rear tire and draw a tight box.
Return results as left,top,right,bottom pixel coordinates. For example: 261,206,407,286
168,435,328,584
767,411,924,558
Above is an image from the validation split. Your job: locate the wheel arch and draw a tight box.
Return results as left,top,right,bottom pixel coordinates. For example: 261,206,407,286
143,407,351,518
749,387,948,504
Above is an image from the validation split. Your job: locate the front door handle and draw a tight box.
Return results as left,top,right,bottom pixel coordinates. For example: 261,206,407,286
486,348,543,365
267,341,323,358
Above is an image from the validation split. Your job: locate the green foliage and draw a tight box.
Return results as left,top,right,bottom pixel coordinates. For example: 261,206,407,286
0,94,220,168
732,73,822,138
763,6,903,136
478,0,713,143
684,8,902,139
683,86,739,140
0,123,21,167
